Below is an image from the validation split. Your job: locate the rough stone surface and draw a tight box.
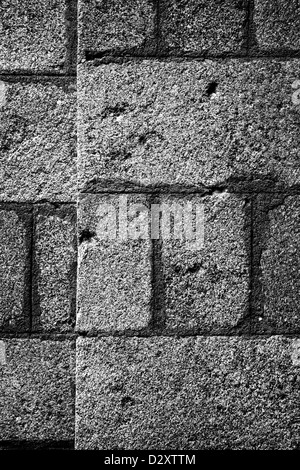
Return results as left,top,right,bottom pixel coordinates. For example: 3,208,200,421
0,78,77,202
160,0,248,54
254,0,300,51
78,60,300,191
0,339,75,440
160,193,249,333
259,196,300,331
76,336,300,450
78,0,156,60
77,194,152,332
0,206,31,332
0,0,68,72
32,205,77,333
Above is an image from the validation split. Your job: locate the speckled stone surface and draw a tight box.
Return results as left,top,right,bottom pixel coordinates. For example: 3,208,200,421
77,194,152,332
0,206,31,332
32,204,77,333
78,60,300,191
253,0,300,51
0,78,77,202
259,196,300,331
0,0,68,72
76,335,300,450
160,193,249,333
0,339,75,440
159,0,248,54
78,0,156,60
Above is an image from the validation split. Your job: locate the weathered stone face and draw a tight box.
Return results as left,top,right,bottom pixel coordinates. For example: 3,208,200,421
0,79,77,203
0,339,75,440
76,336,300,450
0,206,31,332
32,204,77,333
159,0,248,54
78,60,300,192
0,0,69,72
77,194,152,333
160,193,250,333
78,0,157,60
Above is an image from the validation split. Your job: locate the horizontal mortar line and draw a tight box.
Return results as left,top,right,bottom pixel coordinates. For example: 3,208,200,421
2,331,300,340
79,188,300,196
75,331,300,339
85,51,300,63
0,332,77,340
0,440,74,449
0,72,76,80
0,201,77,206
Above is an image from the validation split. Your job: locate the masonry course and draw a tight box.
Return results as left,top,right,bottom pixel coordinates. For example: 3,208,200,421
76,336,300,450
78,59,300,193
0,339,75,440
254,195,300,333
0,78,77,203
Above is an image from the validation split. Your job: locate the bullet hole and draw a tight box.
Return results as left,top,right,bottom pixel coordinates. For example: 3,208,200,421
206,82,218,97
102,102,130,118
79,229,96,244
121,396,135,407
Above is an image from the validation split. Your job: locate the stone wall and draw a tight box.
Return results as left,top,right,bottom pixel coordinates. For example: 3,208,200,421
0,0,300,450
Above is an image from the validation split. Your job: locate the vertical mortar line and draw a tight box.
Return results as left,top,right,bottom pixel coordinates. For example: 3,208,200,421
149,194,166,333
246,0,256,55
28,205,34,334
155,0,161,55
249,196,254,335
65,0,78,75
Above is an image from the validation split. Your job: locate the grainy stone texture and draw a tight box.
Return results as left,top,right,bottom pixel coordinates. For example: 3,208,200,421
78,0,156,60
32,205,77,333
160,0,248,54
253,0,300,51
259,196,300,331
0,339,75,440
76,336,300,450
78,60,300,191
160,193,249,333
0,78,77,202
0,0,68,72
77,194,152,332
0,206,31,332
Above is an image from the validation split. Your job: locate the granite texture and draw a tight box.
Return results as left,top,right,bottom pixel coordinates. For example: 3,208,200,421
259,196,300,331
76,336,300,450
77,194,152,332
0,78,77,202
253,0,300,51
0,206,31,332
78,0,156,60
32,204,77,333
0,339,75,440
160,193,249,333
159,0,248,54
78,60,300,191
0,0,69,72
